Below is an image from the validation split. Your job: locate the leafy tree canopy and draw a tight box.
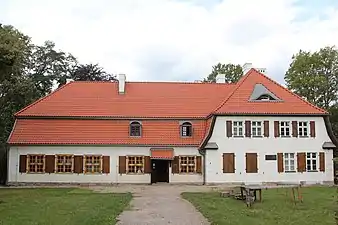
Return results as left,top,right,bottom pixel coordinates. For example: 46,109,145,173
204,63,243,83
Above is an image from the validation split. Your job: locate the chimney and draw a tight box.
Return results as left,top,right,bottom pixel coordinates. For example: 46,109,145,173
118,74,126,94
242,63,253,74
66,79,74,84
216,74,226,83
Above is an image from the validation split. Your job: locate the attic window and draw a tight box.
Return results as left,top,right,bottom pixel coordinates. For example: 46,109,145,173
130,121,142,137
256,94,276,101
181,122,192,137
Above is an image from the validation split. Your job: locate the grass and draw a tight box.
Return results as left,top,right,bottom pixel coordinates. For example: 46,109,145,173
182,186,337,225
0,188,132,225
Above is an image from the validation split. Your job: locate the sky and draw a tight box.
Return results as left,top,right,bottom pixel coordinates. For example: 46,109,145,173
1,0,338,84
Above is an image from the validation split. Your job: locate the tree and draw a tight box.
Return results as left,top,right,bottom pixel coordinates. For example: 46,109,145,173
27,41,77,96
204,63,243,83
285,47,338,110
58,63,116,87
285,46,338,138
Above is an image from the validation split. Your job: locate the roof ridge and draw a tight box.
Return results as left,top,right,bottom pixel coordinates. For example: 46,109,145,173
212,69,254,113
253,69,328,114
14,82,73,116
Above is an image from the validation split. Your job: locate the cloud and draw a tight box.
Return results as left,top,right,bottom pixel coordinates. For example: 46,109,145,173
2,0,338,84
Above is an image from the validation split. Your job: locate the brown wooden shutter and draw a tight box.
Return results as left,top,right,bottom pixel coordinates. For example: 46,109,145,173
172,156,179,173
74,155,84,173
292,121,298,137
319,152,325,172
310,121,316,137
277,153,284,173
19,155,27,173
45,155,55,173
245,121,251,137
226,121,232,137
263,121,269,137
118,156,126,174
102,156,110,173
144,156,151,173
246,153,258,173
196,156,202,173
223,153,235,173
274,121,280,137
297,153,306,172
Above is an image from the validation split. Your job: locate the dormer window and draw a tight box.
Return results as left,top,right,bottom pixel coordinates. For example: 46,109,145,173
256,94,275,101
181,122,192,137
249,84,282,101
130,121,142,137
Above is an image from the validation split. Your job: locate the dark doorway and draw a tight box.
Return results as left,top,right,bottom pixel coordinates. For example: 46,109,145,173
151,159,169,183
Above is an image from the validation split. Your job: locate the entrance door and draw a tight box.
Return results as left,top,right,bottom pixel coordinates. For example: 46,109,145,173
151,159,169,183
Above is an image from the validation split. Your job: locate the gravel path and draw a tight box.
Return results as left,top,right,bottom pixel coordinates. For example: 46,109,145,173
108,185,213,225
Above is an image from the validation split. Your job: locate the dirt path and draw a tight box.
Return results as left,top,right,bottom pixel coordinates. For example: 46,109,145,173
91,184,227,225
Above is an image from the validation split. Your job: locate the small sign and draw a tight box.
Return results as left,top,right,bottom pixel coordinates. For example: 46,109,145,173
265,155,277,160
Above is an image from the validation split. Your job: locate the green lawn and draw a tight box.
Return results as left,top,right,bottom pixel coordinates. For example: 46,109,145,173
0,188,132,225
182,186,337,225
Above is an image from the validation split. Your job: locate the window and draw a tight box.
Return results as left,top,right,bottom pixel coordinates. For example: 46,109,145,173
280,121,290,137
179,156,196,173
84,155,102,173
56,155,73,173
284,153,296,172
298,121,308,136
181,122,192,137
127,156,144,173
27,155,45,173
233,121,243,136
306,152,317,171
252,121,262,136
257,94,275,101
130,121,141,137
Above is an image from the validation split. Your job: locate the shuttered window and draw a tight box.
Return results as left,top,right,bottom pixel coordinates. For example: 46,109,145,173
56,155,74,173
280,121,290,137
298,122,308,136
223,153,235,173
306,152,317,171
27,155,45,173
233,121,243,136
179,156,196,173
84,155,102,173
251,121,262,136
127,156,144,174
284,153,296,172
246,153,258,173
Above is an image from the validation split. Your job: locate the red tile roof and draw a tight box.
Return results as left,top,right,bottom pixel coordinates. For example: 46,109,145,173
8,119,206,145
16,81,235,118
9,69,328,146
213,69,327,115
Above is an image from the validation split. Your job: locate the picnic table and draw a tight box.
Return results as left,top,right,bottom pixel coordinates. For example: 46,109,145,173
239,183,303,204
240,185,263,202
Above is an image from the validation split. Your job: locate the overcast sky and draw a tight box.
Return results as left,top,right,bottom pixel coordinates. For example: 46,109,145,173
1,0,338,84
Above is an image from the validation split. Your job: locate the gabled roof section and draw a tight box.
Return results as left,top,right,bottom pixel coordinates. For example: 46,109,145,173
214,69,328,115
15,81,235,118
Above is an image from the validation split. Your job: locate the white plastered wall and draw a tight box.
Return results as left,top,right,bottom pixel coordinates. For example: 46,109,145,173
8,146,202,184
205,116,334,184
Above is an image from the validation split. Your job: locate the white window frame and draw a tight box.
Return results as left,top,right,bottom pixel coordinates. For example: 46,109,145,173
280,121,291,137
233,121,244,137
298,121,308,137
251,121,262,137
284,153,296,172
306,152,318,171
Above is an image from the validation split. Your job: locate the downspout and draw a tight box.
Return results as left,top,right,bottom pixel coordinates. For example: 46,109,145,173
198,149,206,185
